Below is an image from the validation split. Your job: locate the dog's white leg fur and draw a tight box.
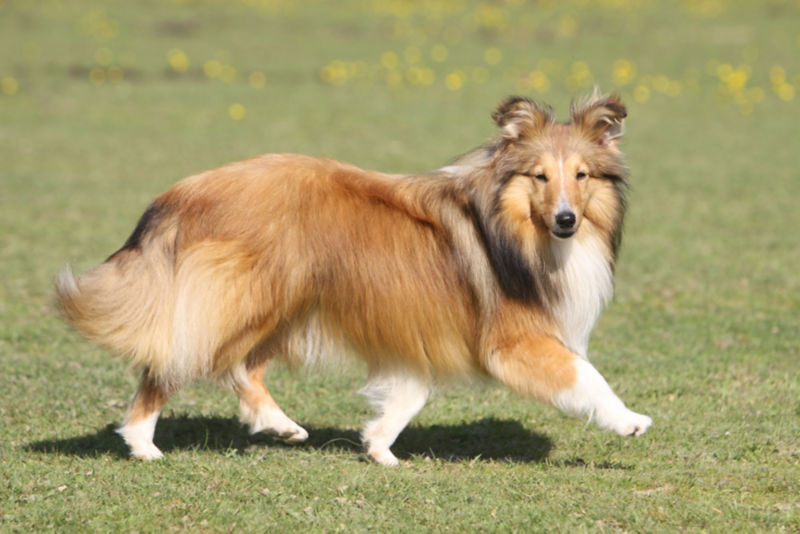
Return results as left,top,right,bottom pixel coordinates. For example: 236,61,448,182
239,397,309,443
361,374,430,466
117,410,164,460
231,363,308,443
553,358,652,436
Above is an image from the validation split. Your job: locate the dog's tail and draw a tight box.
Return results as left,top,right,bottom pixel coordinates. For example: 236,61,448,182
55,211,274,389
54,248,177,376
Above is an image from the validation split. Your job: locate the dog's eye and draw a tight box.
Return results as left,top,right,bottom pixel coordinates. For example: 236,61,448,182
534,173,548,182
576,171,588,180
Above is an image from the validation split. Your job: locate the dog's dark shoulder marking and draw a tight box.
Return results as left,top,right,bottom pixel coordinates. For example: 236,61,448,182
106,201,166,261
468,198,541,305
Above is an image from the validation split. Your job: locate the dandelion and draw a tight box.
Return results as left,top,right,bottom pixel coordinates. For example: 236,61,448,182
775,83,795,102
167,48,190,73
220,65,237,83
228,103,246,120
385,70,403,88
474,5,507,30
525,70,550,93
769,65,786,85
419,67,435,85
204,59,222,78
107,66,124,83
633,84,650,103
381,51,399,70
484,47,502,66
665,80,682,97
319,66,334,84
715,63,733,81
445,70,466,91
430,44,449,63
1,77,18,95
89,67,105,85
249,71,267,88
652,75,670,93
611,59,637,86
406,66,423,85
557,15,577,37
565,61,592,91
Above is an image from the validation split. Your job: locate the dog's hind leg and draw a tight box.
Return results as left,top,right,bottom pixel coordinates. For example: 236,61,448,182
233,359,308,443
361,373,431,466
117,369,170,460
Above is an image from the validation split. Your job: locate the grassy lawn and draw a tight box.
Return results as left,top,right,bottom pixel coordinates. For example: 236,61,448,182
1,0,798,531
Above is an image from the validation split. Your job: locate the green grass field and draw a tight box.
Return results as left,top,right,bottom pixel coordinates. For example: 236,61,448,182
2,0,799,531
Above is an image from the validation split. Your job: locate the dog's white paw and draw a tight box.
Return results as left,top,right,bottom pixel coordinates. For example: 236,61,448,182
130,442,164,461
608,410,652,437
117,416,163,460
249,407,308,444
365,446,400,466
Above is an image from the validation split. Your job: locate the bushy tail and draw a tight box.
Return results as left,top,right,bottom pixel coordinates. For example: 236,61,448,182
54,252,176,375
54,235,268,389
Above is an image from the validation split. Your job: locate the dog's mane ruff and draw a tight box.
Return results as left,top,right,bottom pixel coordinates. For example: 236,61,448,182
435,141,501,179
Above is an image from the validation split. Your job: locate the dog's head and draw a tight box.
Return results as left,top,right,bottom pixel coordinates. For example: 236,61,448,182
465,93,629,303
490,93,628,241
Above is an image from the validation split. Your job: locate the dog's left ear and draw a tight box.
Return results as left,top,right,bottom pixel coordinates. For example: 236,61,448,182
570,93,627,147
492,96,554,141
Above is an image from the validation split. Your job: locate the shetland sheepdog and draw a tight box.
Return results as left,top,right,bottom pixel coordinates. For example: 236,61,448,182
55,93,651,465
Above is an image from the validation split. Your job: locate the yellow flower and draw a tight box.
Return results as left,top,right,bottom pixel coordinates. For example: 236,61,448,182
526,70,550,93
167,49,190,73
557,15,577,37
249,71,267,88
430,44,449,63
89,67,105,85
107,66,124,83
419,67,435,85
633,85,650,103
484,47,502,66
1,77,19,95
611,59,637,86
228,103,246,120
769,65,786,85
445,70,466,91
775,83,795,102
381,51,399,70
220,65,237,83
204,60,222,78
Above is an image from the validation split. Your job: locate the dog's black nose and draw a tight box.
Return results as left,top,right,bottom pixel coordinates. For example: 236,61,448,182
555,211,576,229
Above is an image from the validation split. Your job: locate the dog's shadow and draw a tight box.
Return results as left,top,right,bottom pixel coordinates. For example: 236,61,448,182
25,415,553,463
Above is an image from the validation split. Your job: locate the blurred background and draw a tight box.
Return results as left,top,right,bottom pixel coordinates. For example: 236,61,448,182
2,0,797,365
1,1,798,530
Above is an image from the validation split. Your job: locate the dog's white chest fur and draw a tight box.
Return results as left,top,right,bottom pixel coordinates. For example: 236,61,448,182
550,235,614,357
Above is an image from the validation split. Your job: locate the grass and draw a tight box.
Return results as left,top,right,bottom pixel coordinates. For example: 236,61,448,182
1,0,799,531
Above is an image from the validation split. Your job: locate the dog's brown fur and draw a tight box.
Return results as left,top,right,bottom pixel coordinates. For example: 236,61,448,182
56,93,650,463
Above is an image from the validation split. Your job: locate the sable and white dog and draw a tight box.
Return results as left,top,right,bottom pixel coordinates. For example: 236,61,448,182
56,93,652,465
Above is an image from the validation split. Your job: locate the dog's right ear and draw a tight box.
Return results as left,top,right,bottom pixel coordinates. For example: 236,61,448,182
492,96,554,141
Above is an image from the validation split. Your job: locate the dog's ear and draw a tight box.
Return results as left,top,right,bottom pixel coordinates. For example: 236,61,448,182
492,96,554,141
570,93,627,147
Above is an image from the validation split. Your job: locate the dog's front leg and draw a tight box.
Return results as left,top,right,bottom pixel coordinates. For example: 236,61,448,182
484,334,652,436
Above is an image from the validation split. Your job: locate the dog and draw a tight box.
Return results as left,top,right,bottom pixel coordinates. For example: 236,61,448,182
55,93,652,465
